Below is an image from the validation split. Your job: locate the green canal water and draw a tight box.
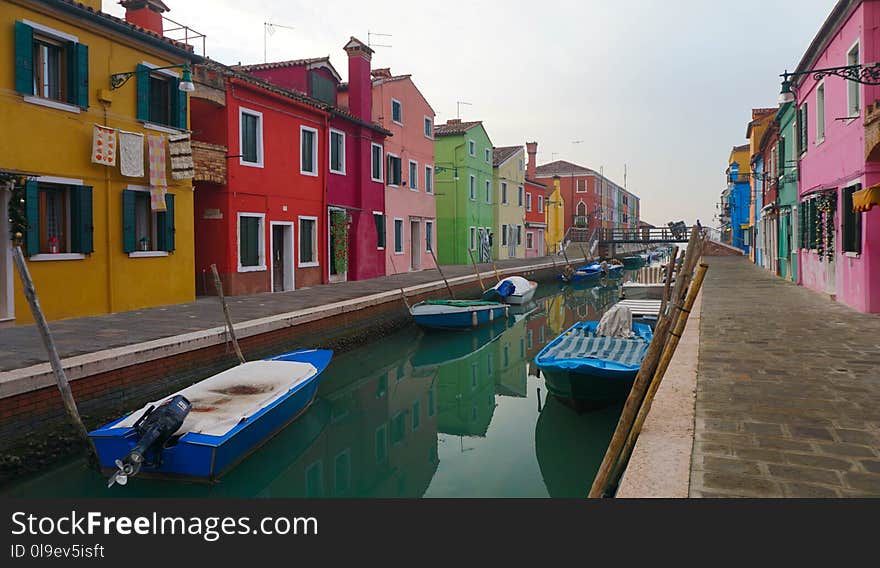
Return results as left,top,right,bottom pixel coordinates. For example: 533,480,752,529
3,274,647,498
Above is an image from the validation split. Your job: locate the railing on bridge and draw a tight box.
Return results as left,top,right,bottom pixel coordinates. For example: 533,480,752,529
597,226,694,244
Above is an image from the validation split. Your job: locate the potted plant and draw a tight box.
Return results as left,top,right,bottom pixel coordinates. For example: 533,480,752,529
48,236,59,254
139,237,150,252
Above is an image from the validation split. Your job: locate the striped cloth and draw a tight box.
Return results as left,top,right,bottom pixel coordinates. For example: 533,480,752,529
541,328,648,368
168,133,194,180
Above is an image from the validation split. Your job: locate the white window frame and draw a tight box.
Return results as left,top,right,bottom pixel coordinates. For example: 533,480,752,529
485,179,491,204
297,215,319,268
386,153,401,187
469,175,476,200
393,217,405,255
468,140,476,157
371,143,384,182
816,81,825,144
239,107,264,168
425,165,434,194
237,212,266,272
538,195,544,213
425,220,433,252
485,148,491,163
300,125,319,176
424,116,433,139
329,128,346,175
847,38,861,119
469,226,476,250
391,98,403,125
409,160,419,191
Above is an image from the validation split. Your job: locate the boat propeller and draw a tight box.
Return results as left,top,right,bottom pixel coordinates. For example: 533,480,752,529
108,457,142,487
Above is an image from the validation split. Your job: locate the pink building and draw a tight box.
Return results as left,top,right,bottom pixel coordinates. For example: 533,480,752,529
793,0,880,312
340,69,436,273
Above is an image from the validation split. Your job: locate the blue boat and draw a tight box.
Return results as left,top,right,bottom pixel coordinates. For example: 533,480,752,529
410,299,509,329
535,321,653,403
89,348,333,484
560,262,624,283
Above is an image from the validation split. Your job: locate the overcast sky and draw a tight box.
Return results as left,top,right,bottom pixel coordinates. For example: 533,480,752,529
106,0,836,226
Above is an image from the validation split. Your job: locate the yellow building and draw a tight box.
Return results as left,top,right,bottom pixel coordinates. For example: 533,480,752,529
545,177,565,254
0,0,197,325
492,146,527,259
745,108,776,259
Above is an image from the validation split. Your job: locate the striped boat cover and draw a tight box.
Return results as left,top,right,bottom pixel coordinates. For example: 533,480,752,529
540,328,648,368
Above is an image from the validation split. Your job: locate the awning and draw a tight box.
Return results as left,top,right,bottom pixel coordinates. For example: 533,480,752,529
853,184,880,213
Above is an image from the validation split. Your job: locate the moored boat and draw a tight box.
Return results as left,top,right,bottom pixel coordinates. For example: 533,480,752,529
90,348,334,485
619,255,644,268
535,321,652,403
411,299,509,329
481,276,538,305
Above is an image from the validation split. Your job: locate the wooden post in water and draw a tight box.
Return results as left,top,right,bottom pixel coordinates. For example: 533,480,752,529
11,246,99,467
468,248,486,292
428,247,456,299
389,255,413,311
603,263,708,495
211,264,246,365
579,244,590,263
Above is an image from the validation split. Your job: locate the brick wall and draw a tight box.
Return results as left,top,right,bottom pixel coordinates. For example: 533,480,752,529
703,240,745,256
192,141,227,184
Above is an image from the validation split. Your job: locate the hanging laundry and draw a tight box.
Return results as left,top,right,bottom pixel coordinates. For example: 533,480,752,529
150,185,167,212
91,125,117,166
147,133,167,187
168,133,194,180
119,130,145,178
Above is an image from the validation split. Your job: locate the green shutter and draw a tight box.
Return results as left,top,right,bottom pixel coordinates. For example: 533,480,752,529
25,179,39,256
170,76,187,130
15,21,34,96
136,64,150,122
177,86,187,130
239,216,259,266
374,214,385,248
159,193,175,252
70,185,93,254
76,43,89,108
122,190,136,253
778,136,785,174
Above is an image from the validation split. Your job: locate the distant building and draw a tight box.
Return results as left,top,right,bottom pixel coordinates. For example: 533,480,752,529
523,142,547,257
724,144,752,253
492,146,526,260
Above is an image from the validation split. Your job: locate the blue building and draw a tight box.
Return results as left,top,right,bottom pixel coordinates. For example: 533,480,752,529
752,155,764,267
723,146,751,254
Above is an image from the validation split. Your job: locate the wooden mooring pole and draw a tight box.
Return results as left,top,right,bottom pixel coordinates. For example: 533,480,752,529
467,248,486,292
211,264,246,365
11,246,99,467
428,247,456,299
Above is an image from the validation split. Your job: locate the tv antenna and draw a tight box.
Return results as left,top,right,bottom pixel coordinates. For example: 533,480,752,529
456,101,472,119
264,22,295,63
368,31,393,48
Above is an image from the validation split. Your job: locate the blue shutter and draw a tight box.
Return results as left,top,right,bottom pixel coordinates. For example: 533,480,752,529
15,21,34,96
122,190,136,253
25,179,39,256
76,43,89,108
158,193,175,252
136,64,150,122
70,186,94,254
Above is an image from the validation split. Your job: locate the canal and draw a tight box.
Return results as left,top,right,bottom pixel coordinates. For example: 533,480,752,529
3,271,648,498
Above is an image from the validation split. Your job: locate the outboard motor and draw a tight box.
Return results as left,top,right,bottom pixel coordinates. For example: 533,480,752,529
108,395,191,487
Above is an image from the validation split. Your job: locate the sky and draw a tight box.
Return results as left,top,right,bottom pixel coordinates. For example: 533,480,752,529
104,0,836,227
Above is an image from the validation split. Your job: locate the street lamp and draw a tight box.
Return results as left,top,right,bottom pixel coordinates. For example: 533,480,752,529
110,63,195,92
779,62,880,104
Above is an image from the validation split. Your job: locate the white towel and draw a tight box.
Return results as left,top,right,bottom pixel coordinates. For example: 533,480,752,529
119,130,145,178
91,125,117,166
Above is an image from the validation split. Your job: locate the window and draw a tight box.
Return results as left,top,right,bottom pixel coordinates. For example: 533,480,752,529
538,195,544,213
391,99,402,124
375,425,387,464
301,126,318,175
426,220,433,252
394,218,404,254
798,103,808,155
501,182,508,204
305,461,323,498
391,412,405,445
485,180,491,203
38,184,68,254
334,450,351,495
816,83,825,142
15,21,89,110
387,154,402,186
577,179,587,192
485,148,491,163
374,212,385,249
526,232,534,249
469,140,476,156
469,175,476,200
424,116,433,138
238,213,265,271
26,180,92,257
516,225,522,246
329,129,345,174
527,193,532,211
469,226,476,250
519,158,524,171
240,109,263,166
409,160,418,190
501,224,508,246
138,64,186,129
425,165,433,193
121,188,172,255
518,186,524,207
842,184,862,254
371,143,383,182
848,41,861,116
298,216,318,266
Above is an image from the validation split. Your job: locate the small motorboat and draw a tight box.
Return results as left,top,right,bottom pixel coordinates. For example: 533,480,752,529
535,317,652,404
560,262,624,283
619,255,645,268
482,276,538,305
90,348,333,485
411,299,509,329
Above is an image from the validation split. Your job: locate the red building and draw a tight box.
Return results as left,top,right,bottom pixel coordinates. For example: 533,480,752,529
241,38,391,283
190,63,330,295
534,161,603,235
524,142,547,257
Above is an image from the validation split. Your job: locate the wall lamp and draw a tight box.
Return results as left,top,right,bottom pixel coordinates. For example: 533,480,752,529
779,62,880,104
110,63,195,92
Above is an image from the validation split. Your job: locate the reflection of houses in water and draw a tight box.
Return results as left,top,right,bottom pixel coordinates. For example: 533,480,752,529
494,316,529,398
261,329,439,498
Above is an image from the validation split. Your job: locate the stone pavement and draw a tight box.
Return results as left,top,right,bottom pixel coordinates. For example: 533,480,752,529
691,257,880,497
0,255,579,373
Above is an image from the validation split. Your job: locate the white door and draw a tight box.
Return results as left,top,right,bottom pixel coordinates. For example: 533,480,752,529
508,225,515,258
270,223,295,292
538,229,545,256
410,220,421,270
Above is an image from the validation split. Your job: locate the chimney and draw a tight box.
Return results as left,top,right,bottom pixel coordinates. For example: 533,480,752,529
120,0,169,35
343,37,374,122
526,141,537,179
371,68,392,79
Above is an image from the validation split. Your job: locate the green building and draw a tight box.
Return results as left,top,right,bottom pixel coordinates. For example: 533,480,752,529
776,101,799,282
433,120,495,264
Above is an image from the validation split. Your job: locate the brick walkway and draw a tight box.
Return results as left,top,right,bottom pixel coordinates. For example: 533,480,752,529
691,256,880,497
0,255,578,373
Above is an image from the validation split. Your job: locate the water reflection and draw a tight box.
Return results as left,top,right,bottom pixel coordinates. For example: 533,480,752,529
5,278,644,498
